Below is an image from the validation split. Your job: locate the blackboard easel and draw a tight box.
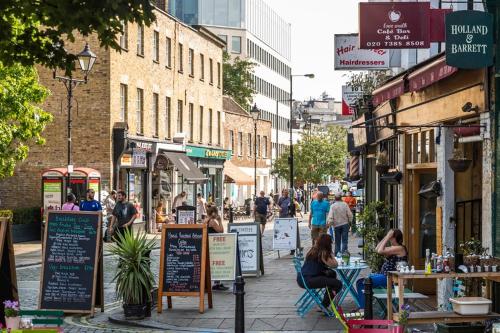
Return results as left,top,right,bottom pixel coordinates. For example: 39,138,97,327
158,224,212,314
0,217,18,326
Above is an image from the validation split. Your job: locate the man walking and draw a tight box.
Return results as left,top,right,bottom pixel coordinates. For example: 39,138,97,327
196,193,208,222
109,191,138,238
80,188,102,212
103,190,117,217
343,191,357,233
308,192,330,244
277,189,291,218
254,191,271,235
328,192,353,255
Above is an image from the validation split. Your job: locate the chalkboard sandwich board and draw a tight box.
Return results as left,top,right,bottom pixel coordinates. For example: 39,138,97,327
0,217,18,326
158,224,212,314
39,211,102,315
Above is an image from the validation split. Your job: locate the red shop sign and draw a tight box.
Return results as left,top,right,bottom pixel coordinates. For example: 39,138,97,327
359,2,430,49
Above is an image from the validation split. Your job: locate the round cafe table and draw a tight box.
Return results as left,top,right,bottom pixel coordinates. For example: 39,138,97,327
333,258,369,307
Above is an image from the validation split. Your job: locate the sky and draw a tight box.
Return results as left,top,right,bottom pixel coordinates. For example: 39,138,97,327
267,0,361,101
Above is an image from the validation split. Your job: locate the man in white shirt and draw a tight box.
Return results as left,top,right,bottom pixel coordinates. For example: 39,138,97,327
196,193,208,222
173,191,187,208
327,192,353,255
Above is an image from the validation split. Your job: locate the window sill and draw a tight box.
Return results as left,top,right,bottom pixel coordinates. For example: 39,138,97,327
166,65,172,70
165,137,171,141
153,60,160,64
231,51,241,55
217,85,221,89
136,132,144,136
189,74,195,78
178,70,184,74
137,53,144,58
200,78,205,82
188,140,194,143
209,82,214,86
120,47,129,52
153,135,159,138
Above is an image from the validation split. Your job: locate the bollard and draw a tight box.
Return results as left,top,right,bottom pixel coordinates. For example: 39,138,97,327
364,277,373,320
229,206,234,224
234,276,245,333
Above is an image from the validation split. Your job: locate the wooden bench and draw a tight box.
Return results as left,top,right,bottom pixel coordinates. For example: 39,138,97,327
393,311,500,325
373,287,428,317
19,310,64,331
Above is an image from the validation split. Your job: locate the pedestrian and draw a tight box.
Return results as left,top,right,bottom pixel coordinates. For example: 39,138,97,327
277,189,291,218
61,193,80,211
296,233,342,309
109,190,138,239
294,198,303,218
254,191,271,235
154,201,172,231
308,192,330,244
203,206,228,291
327,192,353,255
196,193,208,222
173,191,187,208
80,188,103,211
103,190,117,217
343,191,357,233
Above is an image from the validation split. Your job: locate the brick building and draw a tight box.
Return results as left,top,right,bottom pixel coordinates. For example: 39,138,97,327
222,97,272,206
0,6,226,228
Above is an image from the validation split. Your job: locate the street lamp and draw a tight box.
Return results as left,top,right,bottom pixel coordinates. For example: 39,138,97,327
289,73,314,216
53,43,97,196
250,104,261,200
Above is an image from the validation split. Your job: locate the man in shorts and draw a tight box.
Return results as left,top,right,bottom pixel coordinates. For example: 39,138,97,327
309,192,330,244
254,191,271,235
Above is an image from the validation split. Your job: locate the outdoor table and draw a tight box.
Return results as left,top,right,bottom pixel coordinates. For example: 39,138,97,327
333,258,369,307
387,270,500,324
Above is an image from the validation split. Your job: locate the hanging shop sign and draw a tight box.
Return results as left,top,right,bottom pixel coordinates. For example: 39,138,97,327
132,148,147,168
186,145,231,160
445,10,493,69
120,154,132,167
334,34,389,70
359,2,430,49
342,86,364,116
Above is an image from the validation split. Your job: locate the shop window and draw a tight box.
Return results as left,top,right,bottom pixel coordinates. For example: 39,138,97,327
406,129,435,164
165,37,172,68
137,25,144,56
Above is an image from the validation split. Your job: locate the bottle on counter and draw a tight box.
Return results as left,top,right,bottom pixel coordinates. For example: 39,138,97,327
436,256,443,273
425,248,432,275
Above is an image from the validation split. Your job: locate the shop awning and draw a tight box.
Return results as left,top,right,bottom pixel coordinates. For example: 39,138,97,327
372,77,405,107
408,56,457,92
161,151,207,183
223,161,254,185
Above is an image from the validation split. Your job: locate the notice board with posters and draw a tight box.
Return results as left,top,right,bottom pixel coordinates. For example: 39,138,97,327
176,205,197,224
228,222,264,276
158,224,212,314
39,211,102,315
0,217,18,327
273,218,298,251
208,233,238,281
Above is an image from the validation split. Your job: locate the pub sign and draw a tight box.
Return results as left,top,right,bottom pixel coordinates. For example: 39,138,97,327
445,11,493,69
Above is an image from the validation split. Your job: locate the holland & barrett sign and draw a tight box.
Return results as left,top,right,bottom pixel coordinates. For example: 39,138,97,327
446,11,493,69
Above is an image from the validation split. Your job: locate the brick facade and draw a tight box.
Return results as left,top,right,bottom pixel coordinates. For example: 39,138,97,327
0,8,224,209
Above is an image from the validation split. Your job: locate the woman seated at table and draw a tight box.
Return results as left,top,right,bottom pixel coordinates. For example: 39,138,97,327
155,201,172,231
356,229,408,309
297,233,342,308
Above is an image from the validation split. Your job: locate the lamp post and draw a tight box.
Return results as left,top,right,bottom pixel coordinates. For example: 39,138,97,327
53,43,97,195
289,73,314,216
250,104,261,200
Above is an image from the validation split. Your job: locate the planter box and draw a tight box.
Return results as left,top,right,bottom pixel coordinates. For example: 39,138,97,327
436,323,485,333
12,222,41,243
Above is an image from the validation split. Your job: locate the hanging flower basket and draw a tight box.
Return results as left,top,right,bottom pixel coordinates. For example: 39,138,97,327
376,164,390,174
448,158,472,172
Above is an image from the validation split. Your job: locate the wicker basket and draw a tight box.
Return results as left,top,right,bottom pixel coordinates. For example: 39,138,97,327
480,257,500,267
464,255,480,266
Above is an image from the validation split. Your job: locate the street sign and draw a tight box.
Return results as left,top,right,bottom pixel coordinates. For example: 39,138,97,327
334,34,389,70
342,86,363,116
445,10,493,69
359,2,430,49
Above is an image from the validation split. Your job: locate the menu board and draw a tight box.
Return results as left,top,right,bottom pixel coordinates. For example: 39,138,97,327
208,234,237,281
228,223,263,276
39,211,101,314
273,218,298,250
158,224,212,314
163,227,203,292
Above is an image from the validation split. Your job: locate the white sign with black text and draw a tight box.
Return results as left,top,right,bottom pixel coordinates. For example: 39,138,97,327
334,34,389,70
273,218,298,251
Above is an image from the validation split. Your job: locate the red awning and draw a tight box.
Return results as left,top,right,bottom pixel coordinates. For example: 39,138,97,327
408,57,457,92
372,78,405,107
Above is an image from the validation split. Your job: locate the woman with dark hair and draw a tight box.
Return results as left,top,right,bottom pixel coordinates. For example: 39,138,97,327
297,234,342,308
356,229,408,308
203,206,227,290
61,193,79,211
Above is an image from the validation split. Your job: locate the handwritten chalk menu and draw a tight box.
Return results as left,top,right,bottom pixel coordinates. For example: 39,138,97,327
208,233,237,281
228,223,264,276
40,211,101,315
158,224,212,314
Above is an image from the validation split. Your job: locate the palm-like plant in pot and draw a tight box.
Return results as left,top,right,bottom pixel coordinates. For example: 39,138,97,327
109,229,156,319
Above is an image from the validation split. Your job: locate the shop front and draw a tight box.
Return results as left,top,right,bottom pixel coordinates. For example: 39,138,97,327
185,145,231,208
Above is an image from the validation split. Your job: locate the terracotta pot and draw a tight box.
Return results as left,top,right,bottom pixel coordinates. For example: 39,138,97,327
448,159,472,172
6,316,20,330
376,164,390,174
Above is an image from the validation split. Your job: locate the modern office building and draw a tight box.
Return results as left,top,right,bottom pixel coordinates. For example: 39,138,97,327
169,0,293,193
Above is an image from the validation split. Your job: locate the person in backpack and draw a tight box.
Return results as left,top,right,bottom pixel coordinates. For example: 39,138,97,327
61,193,79,211
254,191,271,235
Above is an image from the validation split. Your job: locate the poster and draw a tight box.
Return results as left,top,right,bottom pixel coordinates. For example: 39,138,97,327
273,218,298,250
342,85,363,116
43,179,62,211
334,34,389,70
208,233,237,281
228,223,260,275
177,207,196,224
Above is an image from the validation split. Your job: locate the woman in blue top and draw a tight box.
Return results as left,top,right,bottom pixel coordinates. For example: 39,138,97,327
297,234,342,308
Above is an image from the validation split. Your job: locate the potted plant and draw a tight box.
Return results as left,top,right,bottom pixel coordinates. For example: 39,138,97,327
459,238,488,266
391,304,410,333
109,229,156,319
448,147,472,173
376,150,390,174
3,300,20,329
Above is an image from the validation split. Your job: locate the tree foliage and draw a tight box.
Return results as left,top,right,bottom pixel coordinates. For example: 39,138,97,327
223,51,255,110
0,0,156,72
272,126,348,184
346,70,390,95
0,63,51,178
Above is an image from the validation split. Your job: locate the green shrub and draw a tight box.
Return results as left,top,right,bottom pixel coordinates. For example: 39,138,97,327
0,207,41,225
0,210,13,219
